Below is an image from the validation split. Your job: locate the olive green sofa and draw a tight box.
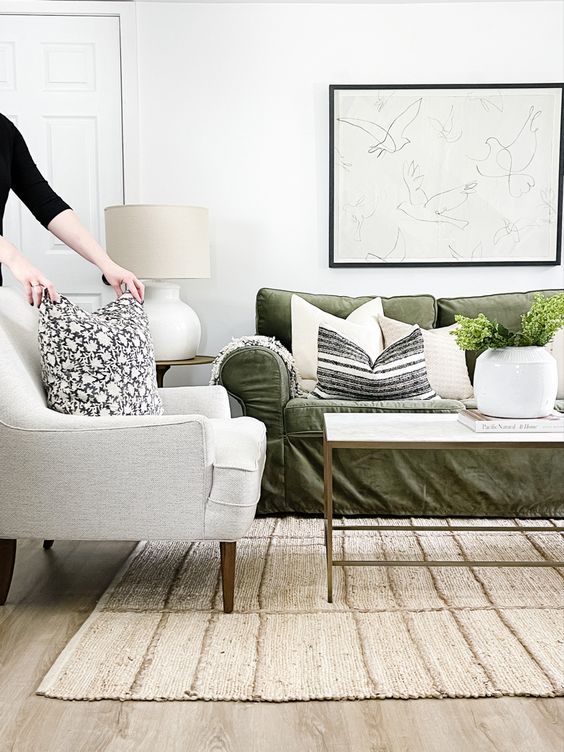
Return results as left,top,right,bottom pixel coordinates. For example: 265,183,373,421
217,287,564,518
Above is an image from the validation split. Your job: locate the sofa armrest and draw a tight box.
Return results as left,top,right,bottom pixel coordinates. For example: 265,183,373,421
159,385,230,419
216,347,290,439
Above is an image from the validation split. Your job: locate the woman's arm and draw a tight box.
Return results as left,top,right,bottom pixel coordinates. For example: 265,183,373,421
0,234,58,306
8,120,144,304
47,209,144,302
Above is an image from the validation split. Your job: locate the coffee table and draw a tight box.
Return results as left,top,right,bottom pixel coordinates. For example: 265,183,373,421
323,412,564,602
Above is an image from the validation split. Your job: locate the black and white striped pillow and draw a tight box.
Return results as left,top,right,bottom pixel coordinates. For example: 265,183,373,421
311,325,437,401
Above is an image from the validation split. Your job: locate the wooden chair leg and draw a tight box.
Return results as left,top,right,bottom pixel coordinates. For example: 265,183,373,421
0,540,16,605
219,541,236,614
43,540,54,550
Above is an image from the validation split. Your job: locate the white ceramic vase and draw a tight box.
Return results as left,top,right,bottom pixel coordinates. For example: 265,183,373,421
142,281,201,360
474,346,558,418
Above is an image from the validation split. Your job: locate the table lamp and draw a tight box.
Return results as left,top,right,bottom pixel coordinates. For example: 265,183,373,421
104,204,210,360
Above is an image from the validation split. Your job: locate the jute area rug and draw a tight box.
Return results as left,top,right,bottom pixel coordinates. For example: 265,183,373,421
37,518,564,702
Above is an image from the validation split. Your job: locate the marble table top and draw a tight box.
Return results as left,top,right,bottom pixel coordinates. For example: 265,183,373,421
323,412,564,447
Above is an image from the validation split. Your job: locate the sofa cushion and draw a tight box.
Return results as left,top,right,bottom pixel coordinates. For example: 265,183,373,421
284,396,464,435
38,291,163,417
436,289,563,380
379,314,473,400
312,325,437,402
291,294,383,391
256,287,437,351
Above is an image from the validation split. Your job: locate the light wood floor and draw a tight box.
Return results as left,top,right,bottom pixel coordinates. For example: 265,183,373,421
0,539,562,752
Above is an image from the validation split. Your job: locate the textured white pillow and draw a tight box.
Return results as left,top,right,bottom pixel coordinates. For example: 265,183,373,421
546,328,564,399
378,314,473,400
291,295,383,391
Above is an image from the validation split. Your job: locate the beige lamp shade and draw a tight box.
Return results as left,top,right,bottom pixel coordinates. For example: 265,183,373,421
104,204,210,279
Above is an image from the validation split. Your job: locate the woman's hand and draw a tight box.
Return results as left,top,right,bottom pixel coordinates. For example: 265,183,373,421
100,260,145,303
46,210,145,304
7,252,59,307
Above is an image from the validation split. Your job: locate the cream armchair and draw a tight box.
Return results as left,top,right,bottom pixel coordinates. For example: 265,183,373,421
0,289,266,612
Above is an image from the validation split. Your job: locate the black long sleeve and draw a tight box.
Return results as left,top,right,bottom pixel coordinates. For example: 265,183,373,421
0,113,71,284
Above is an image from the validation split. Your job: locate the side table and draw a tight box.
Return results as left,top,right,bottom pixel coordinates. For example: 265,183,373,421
155,356,215,388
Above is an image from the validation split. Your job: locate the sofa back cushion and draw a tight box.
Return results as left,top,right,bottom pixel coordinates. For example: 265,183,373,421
256,288,436,351
437,289,564,380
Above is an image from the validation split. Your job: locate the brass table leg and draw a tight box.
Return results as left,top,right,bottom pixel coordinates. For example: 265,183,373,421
324,437,333,603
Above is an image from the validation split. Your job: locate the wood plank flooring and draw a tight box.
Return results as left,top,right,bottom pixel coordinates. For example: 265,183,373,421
0,539,561,752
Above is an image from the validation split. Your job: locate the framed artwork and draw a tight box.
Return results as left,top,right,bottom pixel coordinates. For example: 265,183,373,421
329,83,564,267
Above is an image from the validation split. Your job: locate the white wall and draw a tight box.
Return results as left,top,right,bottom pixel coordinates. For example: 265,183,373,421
136,1,564,384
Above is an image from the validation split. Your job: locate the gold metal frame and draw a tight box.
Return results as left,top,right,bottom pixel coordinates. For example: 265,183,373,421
323,432,564,603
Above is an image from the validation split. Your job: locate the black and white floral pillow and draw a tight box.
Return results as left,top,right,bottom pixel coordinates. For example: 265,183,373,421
38,292,163,417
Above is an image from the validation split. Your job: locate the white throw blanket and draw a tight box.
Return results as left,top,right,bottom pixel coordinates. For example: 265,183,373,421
209,335,306,398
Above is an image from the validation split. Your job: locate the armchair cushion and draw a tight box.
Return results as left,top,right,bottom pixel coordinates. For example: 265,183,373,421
38,291,162,417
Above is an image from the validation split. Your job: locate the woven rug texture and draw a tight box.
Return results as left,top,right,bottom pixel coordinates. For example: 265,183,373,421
37,517,564,701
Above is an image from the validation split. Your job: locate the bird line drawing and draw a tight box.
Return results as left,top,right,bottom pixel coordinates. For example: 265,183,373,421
343,196,376,242
468,90,504,113
448,241,483,260
338,98,422,158
366,227,406,262
493,217,539,246
539,187,556,224
397,161,477,230
469,105,540,198
428,106,462,143
373,90,395,113
334,147,352,172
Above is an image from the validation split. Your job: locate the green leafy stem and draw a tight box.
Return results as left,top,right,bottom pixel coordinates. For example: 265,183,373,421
452,293,564,351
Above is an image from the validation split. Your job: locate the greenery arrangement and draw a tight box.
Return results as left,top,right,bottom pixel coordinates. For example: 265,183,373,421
452,293,564,351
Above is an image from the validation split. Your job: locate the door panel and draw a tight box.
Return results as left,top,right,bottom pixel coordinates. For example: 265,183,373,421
0,14,123,302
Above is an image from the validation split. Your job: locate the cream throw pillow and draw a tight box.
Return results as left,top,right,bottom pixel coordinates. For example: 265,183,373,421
378,314,473,400
291,295,384,391
546,328,564,399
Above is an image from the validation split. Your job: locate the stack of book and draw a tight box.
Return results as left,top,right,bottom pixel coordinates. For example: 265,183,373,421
458,409,564,433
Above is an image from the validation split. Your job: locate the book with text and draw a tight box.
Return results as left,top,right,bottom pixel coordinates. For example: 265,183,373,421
458,409,564,433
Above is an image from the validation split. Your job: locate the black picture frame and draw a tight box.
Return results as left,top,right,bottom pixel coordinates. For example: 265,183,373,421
329,83,564,268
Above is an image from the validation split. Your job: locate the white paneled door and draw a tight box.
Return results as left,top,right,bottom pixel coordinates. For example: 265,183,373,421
0,14,123,308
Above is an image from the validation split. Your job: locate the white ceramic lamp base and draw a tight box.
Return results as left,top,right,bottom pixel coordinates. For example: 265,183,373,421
142,281,201,360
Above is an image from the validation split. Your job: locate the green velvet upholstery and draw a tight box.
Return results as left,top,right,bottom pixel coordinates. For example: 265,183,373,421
284,397,464,435
437,289,563,380
219,287,564,518
256,288,437,351
219,346,288,511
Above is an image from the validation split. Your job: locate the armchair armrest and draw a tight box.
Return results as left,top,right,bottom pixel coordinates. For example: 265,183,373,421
0,386,230,432
0,414,215,540
159,385,230,419
209,417,266,471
